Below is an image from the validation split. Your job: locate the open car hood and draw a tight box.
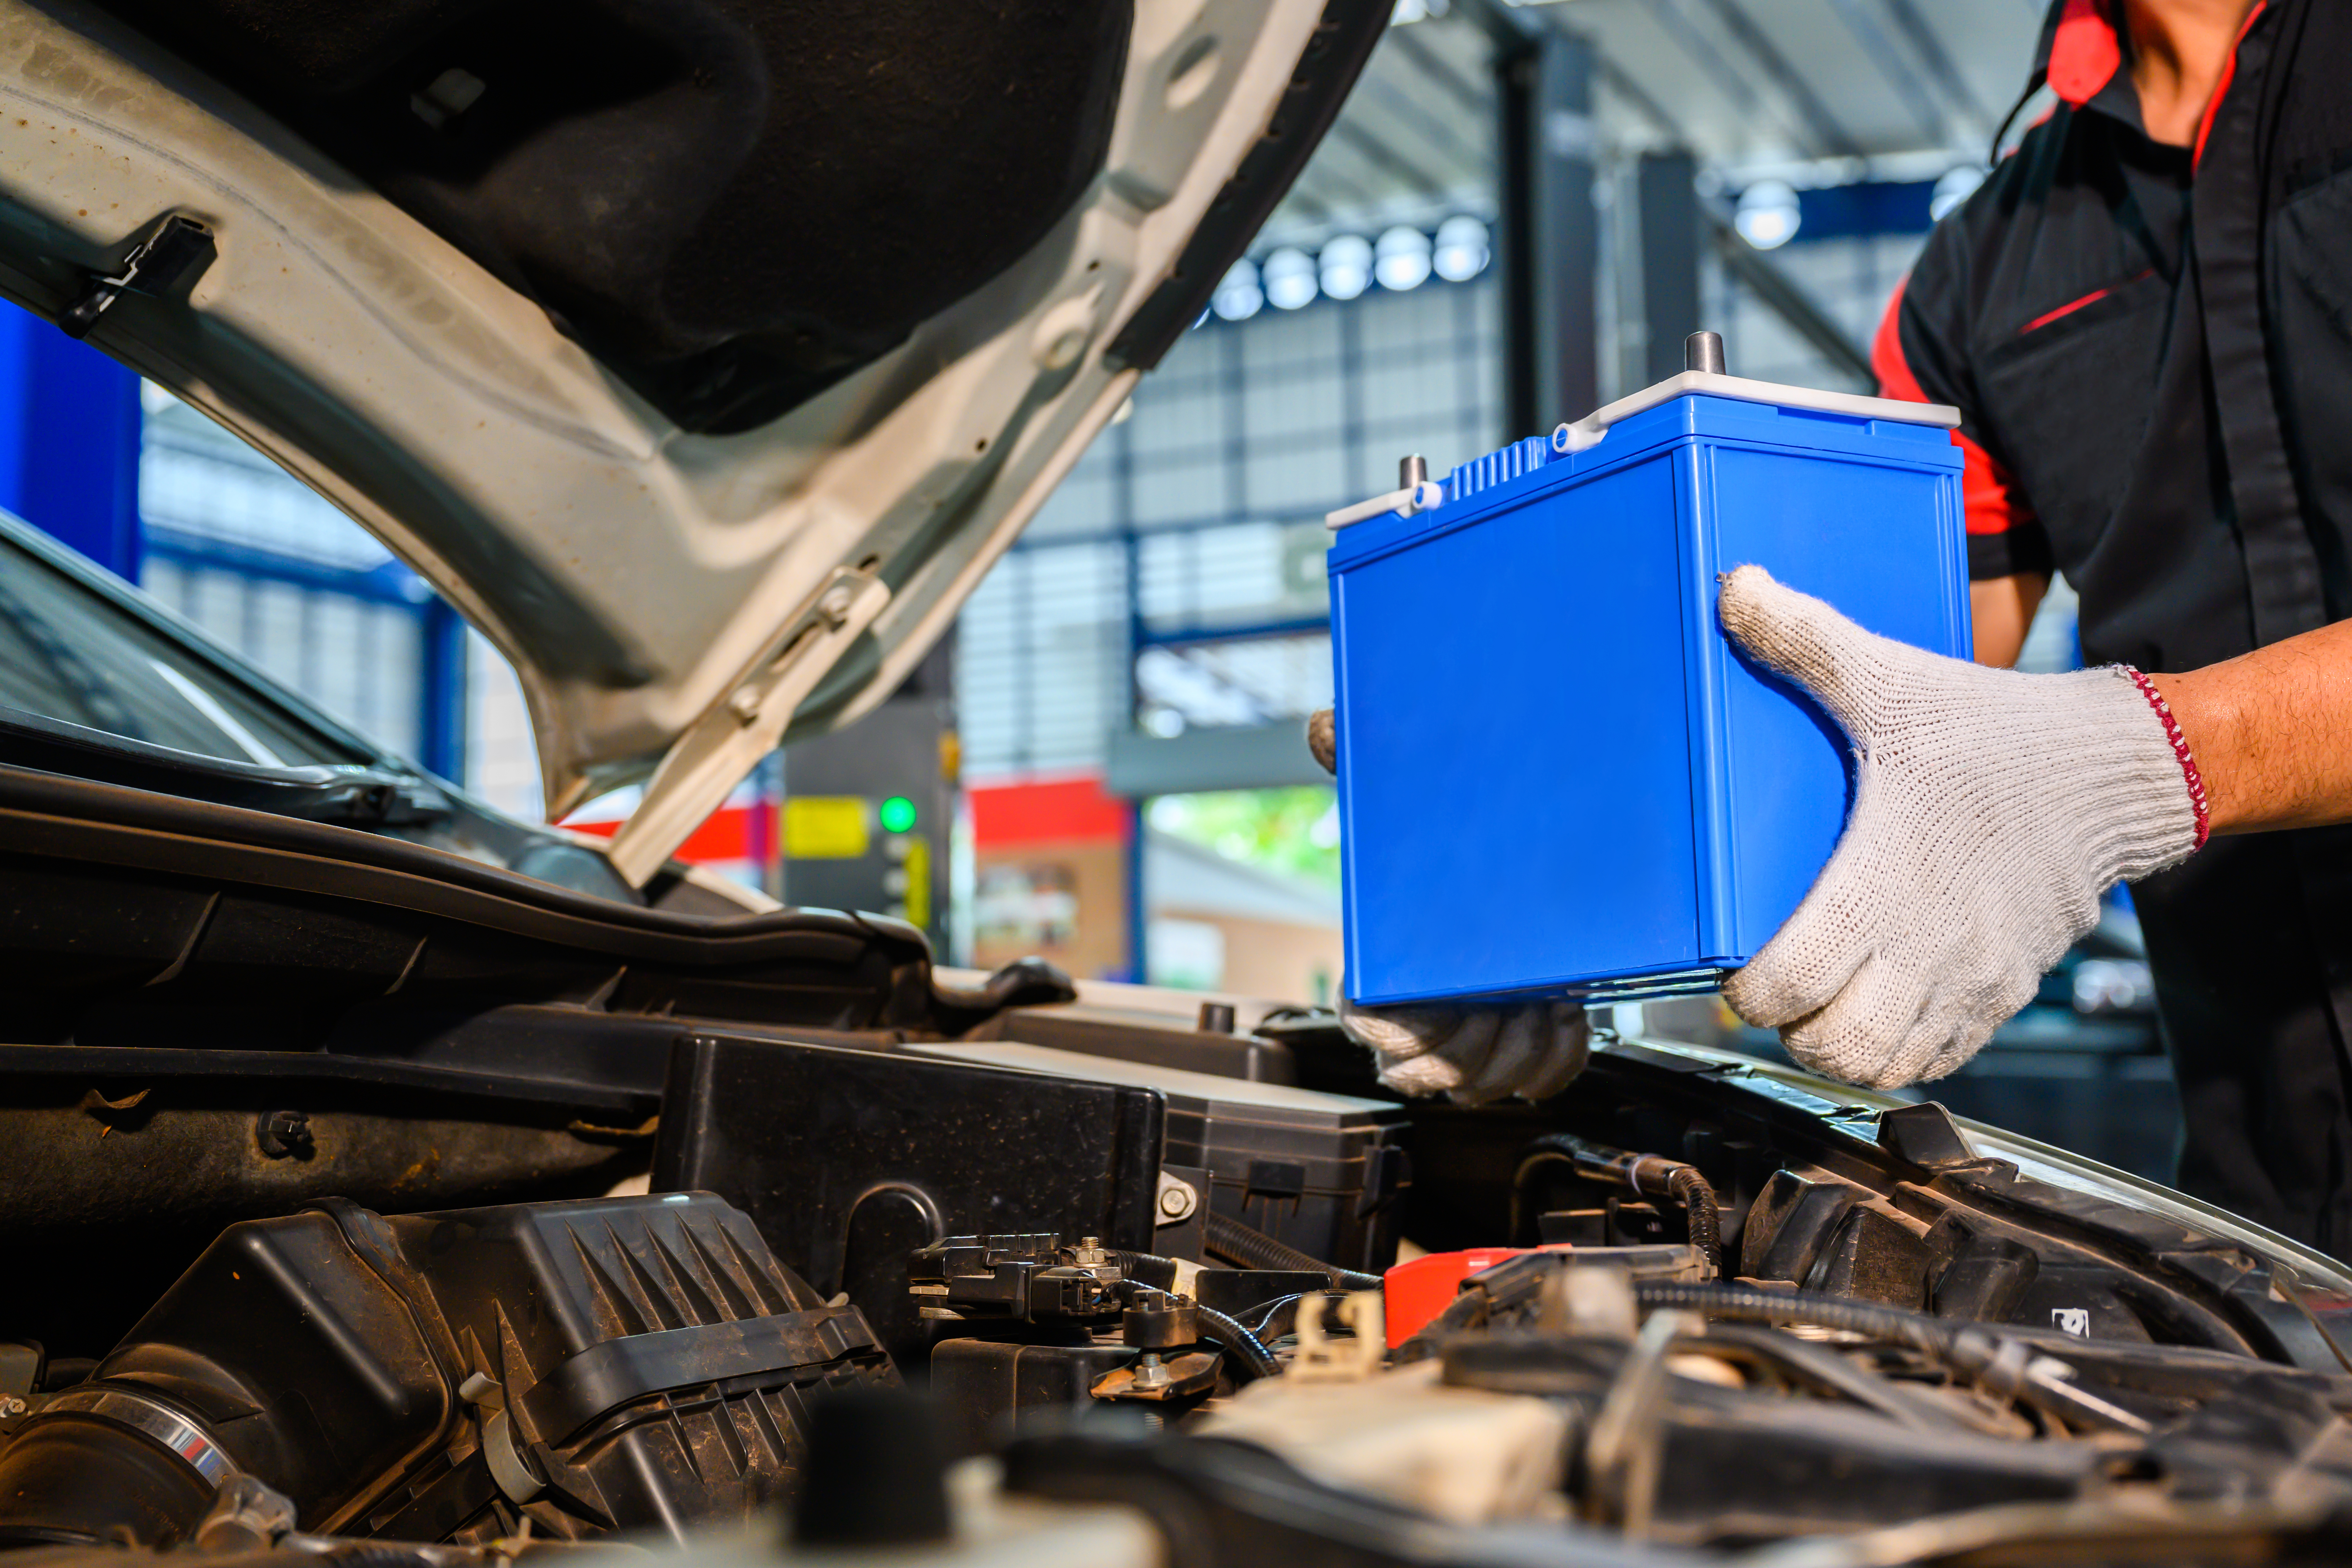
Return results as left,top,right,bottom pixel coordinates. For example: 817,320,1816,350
0,0,1384,879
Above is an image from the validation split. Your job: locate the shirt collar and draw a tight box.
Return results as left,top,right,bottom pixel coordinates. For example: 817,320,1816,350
2044,0,2123,108
2030,0,2156,138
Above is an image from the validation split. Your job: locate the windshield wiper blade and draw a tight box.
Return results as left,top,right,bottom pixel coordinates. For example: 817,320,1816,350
0,705,449,826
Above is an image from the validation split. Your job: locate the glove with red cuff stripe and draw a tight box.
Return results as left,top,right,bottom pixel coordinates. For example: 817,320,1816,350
1715,565,2204,1088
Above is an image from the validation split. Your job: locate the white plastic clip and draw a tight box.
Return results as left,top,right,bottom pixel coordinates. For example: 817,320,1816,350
1325,479,1446,532
1289,1290,1387,1383
1552,418,1606,456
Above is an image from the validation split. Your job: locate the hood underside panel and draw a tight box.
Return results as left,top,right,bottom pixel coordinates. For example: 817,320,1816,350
97,0,1134,435
0,0,1384,872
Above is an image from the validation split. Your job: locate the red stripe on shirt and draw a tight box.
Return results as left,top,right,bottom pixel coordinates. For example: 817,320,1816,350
2020,269,2154,334
1873,278,2036,540
2192,1,2267,170
2020,286,2114,334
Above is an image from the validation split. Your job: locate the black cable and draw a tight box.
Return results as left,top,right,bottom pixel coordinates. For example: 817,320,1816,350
1511,1134,1723,1277
1192,1302,1282,1380
1986,70,2045,167
1635,1282,2152,1435
1240,1290,1308,1336
1116,1277,1283,1381
1107,1248,1181,1292
1202,1211,1385,1291
1393,1289,1487,1365
1241,1290,1351,1342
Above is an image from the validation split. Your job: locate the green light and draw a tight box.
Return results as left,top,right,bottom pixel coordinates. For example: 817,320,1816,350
878,795,918,834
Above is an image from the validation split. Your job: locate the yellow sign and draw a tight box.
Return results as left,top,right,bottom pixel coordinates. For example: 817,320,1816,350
784,796,870,859
903,835,931,931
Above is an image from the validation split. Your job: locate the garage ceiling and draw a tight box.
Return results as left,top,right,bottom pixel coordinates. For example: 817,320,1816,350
1267,0,2050,242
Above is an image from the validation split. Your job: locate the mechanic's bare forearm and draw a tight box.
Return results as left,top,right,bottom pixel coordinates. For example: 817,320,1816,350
2153,618,2352,834
1970,572,2048,669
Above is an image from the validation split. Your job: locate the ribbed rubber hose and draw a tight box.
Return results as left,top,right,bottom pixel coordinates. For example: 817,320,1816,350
1203,1211,1385,1291
1107,1248,1181,1292
1119,1278,1283,1381
314,1547,445,1568
1631,1280,1957,1357
1405,1280,1967,1376
1512,1135,1723,1277
1637,1282,2161,1436
1193,1302,1283,1380
1666,1166,1724,1278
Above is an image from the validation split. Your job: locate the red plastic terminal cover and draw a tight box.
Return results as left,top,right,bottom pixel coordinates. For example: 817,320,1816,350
1381,1244,1571,1347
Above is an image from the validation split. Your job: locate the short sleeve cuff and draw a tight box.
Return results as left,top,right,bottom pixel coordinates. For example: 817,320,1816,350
1968,525,2054,581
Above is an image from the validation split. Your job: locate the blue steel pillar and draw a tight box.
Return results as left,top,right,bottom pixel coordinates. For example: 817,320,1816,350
1496,24,1599,436
0,307,143,580
416,596,469,783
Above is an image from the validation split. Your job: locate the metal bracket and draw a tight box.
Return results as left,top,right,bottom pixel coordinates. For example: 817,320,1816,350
62,214,214,339
606,564,891,886
1154,1170,1200,1225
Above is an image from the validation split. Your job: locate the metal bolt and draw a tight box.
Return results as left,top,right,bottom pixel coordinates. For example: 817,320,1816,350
1197,1001,1236,1034
1686,330,1726,376
1,1396,26,1417
1398,454,1429,490
1155,1171,1199,1222
1131,1352,1170,1391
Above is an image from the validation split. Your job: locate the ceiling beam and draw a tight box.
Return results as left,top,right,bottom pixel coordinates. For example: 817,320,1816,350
1823,0,1952,146
1381,22,1489,117
1687,0,1867,159
1326,117,1456,200
1641,0,1768,125
1595,52,1691,144
1358,73,1491,175
1706,210,1873,385
1877,0,1999,139
1409,0,1875,395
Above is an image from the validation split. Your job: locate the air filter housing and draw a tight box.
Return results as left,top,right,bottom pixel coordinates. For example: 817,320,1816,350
0,1194,891,1547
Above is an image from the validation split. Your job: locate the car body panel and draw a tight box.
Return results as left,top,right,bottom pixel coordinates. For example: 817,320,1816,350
0,0,1379,876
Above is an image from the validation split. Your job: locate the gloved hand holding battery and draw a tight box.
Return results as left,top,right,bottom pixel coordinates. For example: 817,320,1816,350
1714,565,2202,1088
1306,708,1591,1104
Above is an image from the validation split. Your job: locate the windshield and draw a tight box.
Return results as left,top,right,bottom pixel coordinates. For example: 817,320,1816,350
0,527,367,768
0,517,674,908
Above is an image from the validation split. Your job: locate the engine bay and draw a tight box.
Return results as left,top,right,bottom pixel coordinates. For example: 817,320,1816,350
9,968,2352,1568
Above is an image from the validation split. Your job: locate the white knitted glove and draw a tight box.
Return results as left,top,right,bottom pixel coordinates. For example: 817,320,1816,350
1715,565,2202,1089
1340,995,1591,1105
1307,706,1591,1104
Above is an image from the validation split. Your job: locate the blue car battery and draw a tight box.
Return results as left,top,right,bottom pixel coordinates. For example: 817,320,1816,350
1326,347,1969,1007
